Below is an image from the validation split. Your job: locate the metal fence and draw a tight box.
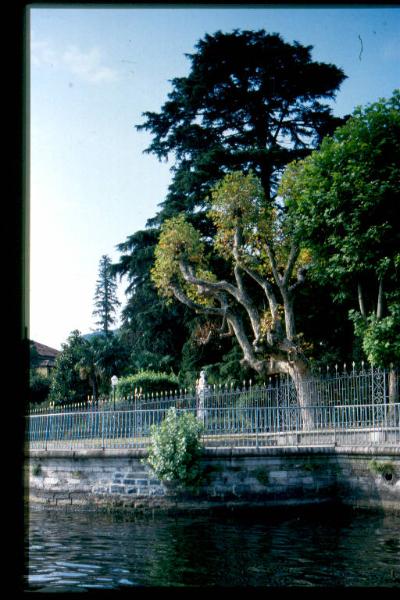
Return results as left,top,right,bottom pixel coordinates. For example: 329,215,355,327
26,366,399,450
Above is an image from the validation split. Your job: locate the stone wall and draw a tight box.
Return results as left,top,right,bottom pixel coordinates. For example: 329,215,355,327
26,447,400,514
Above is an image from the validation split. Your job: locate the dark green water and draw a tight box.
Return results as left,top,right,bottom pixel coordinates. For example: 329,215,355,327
26,505,400,590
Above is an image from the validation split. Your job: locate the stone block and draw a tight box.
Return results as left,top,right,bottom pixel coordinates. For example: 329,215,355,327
302,476,315,485
269,471,288,480
110,485,125,493
43,477,59,486
149,487,165,496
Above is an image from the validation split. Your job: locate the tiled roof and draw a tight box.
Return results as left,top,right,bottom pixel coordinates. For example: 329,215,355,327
31,341,60,359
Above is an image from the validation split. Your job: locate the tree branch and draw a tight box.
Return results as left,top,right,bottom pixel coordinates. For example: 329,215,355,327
179,258,262,343
282,242,300,287
289,265,310,294
170,283,226,318
358,282,367,319
265,240,282,287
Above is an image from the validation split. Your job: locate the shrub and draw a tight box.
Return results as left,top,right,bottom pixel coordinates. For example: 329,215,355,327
146,407,204,488
369,459,396,478
29,371,52,405
116,371,180,399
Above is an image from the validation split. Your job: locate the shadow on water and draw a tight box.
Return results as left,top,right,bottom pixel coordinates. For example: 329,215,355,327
25,503,400,590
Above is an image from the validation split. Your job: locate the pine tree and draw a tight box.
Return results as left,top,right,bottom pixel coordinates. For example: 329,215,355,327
93,255,120,335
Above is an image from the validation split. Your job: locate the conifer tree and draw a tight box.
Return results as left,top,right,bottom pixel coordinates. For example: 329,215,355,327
93,255,120,335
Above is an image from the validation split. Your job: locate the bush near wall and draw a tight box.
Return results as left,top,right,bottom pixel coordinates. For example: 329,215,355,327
146,407,204,488
116,370,180,398
29,372,52,405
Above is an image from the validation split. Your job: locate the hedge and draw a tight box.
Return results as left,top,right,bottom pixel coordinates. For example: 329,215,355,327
116,370,180,398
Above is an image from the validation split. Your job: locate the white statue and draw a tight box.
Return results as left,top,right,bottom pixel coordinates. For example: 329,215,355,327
196,370,207,420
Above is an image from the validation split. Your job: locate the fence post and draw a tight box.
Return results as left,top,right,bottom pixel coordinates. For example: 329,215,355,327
256,405,259,449
333,406,336,446
45,415,49,451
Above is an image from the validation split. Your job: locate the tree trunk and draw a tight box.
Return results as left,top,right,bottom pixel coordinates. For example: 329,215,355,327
357,282,367,318
389,367,398,403
388,366,399,423
269,358,315,431
91,377,98,402
376,277,384,320
287,360,315,431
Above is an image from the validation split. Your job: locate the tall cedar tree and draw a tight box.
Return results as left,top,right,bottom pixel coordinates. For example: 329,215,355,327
114,29,347,375
93,255,120,335
138,29,346,218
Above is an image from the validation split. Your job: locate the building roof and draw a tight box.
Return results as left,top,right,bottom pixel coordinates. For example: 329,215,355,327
31,341,60,358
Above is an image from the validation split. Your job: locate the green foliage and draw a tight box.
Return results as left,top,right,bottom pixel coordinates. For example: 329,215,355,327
146,407,204,488
93,255,121,334
49,330,131,405
151,213,217,307
49,330,91,405
129,350,176,373
115,30,347,379
281,91,400,366
117,273,188,375
116,371,180,399
201,343,253,387
32,463,42,477
138,29,346,205
369,459,396,477
178,318,243,388
29,371,52,405
350,304,400,367
209,171,269,261
209,170,312,277
281,91,400,293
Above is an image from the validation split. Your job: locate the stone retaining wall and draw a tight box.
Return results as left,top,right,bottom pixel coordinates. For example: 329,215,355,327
26,446,400,514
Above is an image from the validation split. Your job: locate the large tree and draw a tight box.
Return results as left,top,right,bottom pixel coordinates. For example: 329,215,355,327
151,172,317,425
93,255,120,335
115,29,347,373
150,92,400,420
138,29,347,217
281,91,400,366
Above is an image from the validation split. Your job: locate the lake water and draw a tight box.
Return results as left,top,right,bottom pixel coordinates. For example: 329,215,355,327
26,505,400,590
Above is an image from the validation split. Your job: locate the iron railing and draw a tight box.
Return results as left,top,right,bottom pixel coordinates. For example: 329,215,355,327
26,367,399,450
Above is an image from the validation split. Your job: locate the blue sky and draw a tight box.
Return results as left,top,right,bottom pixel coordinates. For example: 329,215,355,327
28,5,400,350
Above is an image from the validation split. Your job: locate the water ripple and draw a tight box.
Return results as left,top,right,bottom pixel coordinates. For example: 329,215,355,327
26,507,400,590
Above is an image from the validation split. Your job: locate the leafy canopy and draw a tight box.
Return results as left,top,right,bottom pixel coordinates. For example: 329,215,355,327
151,213,217,306
152,171,310,304
280,90,400,292
280,91,400,365
350,305,400,367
